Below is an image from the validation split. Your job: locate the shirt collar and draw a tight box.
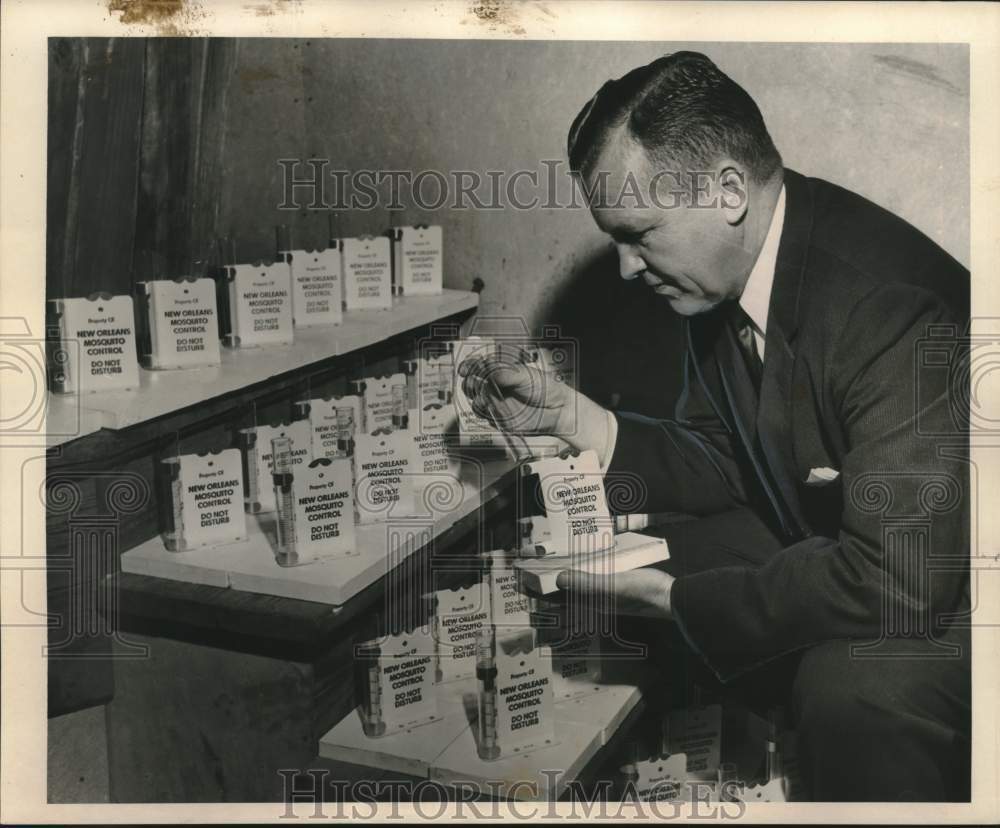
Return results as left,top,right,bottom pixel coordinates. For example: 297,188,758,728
738,184,786,337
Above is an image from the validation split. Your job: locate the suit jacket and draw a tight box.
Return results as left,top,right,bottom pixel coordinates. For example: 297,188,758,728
608,168,970,681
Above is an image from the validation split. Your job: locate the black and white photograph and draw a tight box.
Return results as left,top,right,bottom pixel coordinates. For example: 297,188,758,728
1,0,998,823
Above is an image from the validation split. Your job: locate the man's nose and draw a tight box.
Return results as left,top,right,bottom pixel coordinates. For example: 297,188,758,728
616,245,645,281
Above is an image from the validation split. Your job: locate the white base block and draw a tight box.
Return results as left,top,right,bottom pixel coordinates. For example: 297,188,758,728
429,716,604,800
317,676,639,798
514,532,669,596
554,683,643,745
318,708,470,778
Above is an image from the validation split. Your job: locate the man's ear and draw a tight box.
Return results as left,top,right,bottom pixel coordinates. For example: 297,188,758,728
718,163,749,225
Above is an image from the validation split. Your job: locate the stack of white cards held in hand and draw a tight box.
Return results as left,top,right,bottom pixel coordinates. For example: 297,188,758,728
513,449,668,595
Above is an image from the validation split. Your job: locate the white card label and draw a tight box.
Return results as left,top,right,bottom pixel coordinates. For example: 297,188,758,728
667,705,723,780
738,778,786,803
376,628,440,731
359,373,407,431
488,550,532,629
167,449,246,549
433,582,491,683
342,237,392,310
494,630,555,754
354,428,417,524
50,294,140,394
291,457,356,560
548,634,601,700
397,225,443,295
306,395,361,460
634,752,689,801
253,420,311,513
409,404,464,518
141,278,221,369
285,247,343,327
411,403,459,477
226,262,294,346
524,450,614,556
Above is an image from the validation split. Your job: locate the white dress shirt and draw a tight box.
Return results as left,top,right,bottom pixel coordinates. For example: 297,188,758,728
600,184,787,470
737,184,785,359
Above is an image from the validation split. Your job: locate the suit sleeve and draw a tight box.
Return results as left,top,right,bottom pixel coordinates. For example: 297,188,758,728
606,323,750,515
669,284,969,681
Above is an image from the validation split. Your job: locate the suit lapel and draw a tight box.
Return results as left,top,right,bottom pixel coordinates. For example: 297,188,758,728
690,306,792,539
712,310,759,434
754,169,815,540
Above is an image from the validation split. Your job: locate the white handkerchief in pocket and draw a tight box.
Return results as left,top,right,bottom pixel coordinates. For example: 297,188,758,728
805,466,840,486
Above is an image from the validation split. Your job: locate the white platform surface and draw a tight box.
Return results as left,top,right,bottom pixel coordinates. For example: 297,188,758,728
47,290,477,438
121,457,512,604
554,683,642,745
318,707,472,778
319,675,640,800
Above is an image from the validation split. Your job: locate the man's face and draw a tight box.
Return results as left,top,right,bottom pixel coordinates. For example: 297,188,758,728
585,134,751,316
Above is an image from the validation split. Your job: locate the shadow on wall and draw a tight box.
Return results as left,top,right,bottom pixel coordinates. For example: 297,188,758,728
543,245,687,420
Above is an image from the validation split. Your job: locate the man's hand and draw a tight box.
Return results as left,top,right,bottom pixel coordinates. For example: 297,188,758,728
554,567,675,620
457,354,571,435
457,353,616,461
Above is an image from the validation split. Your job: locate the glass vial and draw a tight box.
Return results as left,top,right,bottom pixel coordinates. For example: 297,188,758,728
272,436,297,566
238,427,261,514
390,383,408,430
335,405,356,458
476,624,501,761
160,456,184,552
356,641,386,738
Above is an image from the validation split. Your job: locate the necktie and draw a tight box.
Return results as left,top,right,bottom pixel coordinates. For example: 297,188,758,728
730,303,763,394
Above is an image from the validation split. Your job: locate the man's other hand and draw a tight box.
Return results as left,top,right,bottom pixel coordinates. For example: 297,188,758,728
554,567,675,620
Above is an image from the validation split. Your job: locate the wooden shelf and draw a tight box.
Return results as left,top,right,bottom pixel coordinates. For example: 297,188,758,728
121,456,513,606
44,393,111,449
46,289,477,446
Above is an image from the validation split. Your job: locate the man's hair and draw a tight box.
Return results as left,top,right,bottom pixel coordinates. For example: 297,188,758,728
567,51,782,184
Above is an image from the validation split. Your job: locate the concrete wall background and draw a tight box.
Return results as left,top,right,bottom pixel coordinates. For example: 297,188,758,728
221,39,968,413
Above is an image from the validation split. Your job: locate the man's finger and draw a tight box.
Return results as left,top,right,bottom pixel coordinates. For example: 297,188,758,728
456,355,480,378
555,568,608,594
470,392,494,422
461,371,482,402
484,360,529,392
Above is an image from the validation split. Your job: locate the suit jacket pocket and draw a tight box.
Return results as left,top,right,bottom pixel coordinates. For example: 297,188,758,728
798,477,843,539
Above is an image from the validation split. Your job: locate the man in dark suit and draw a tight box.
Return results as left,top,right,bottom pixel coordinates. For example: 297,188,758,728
461,51,971,801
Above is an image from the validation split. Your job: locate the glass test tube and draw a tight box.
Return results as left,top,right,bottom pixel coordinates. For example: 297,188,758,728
390,383,408,430
358,642,386,737
476,624,501,760
272,436,297,566
239,427,261,513
335,405,355,458
161,456,184,552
